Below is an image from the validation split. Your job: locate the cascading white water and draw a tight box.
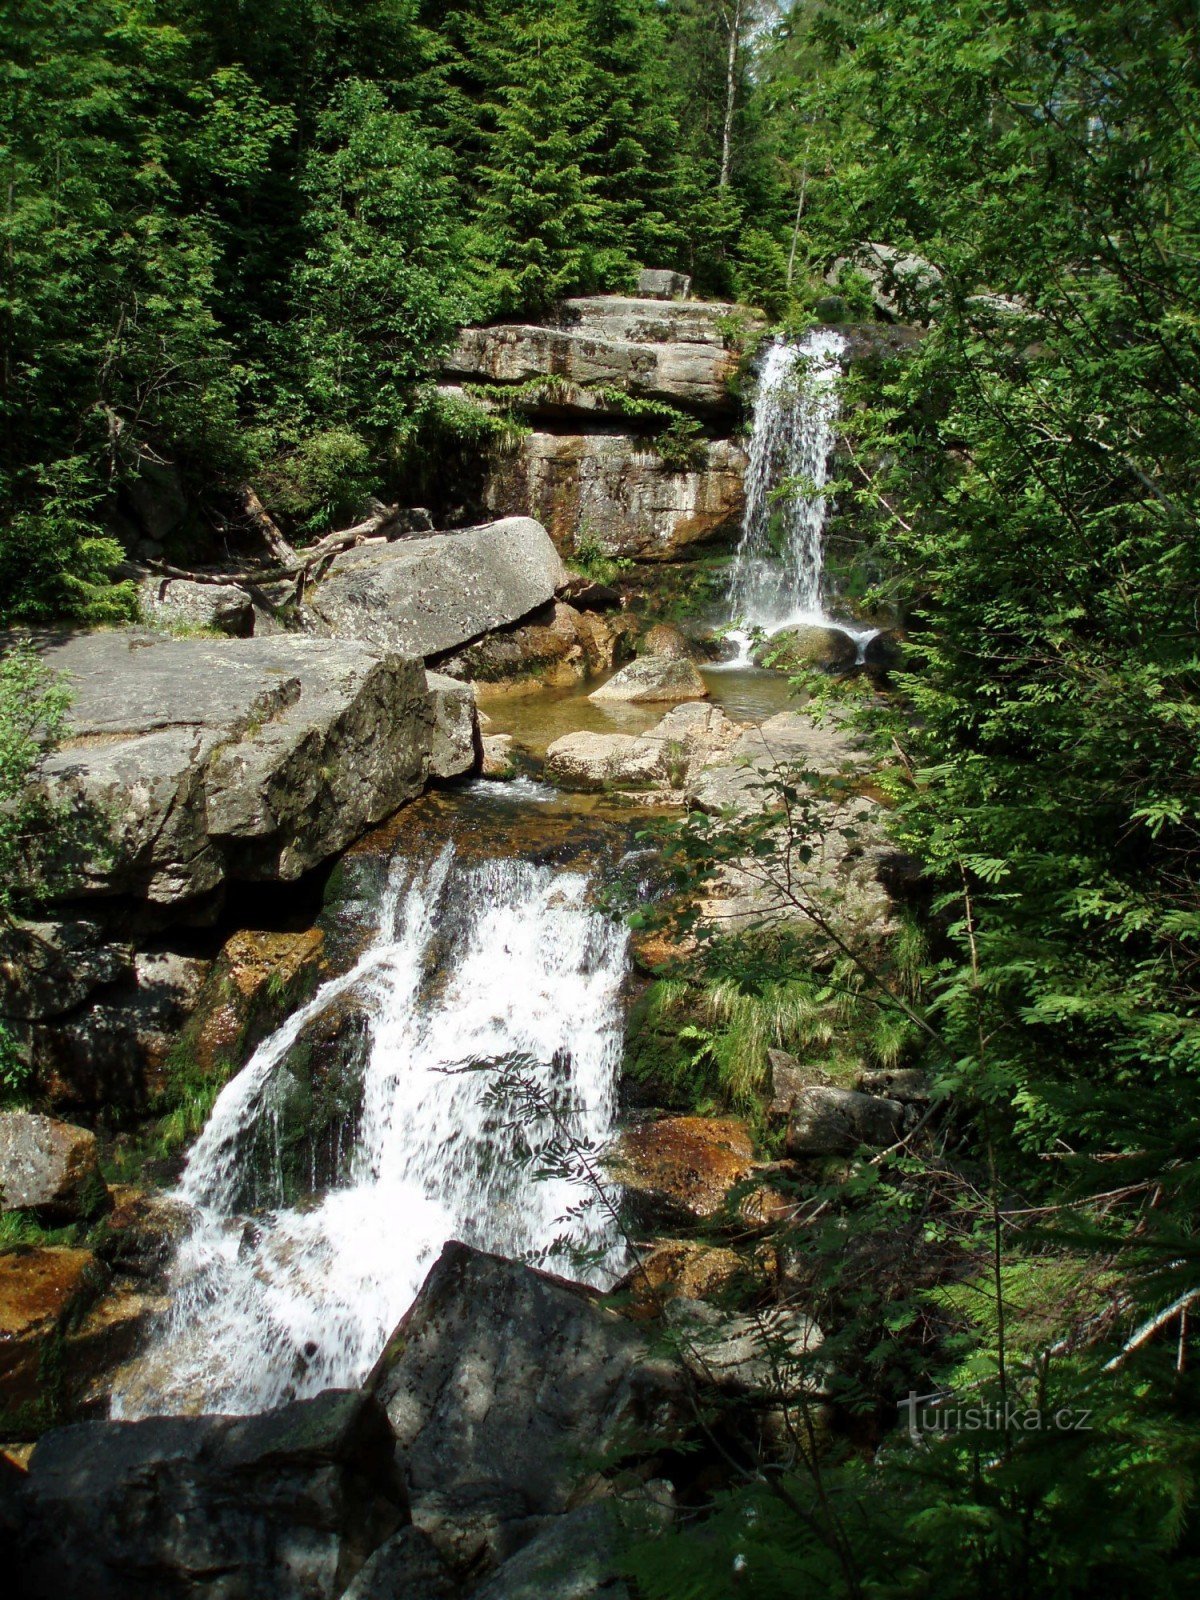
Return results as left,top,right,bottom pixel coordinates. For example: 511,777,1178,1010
112,844,628,1418
723,329,858,664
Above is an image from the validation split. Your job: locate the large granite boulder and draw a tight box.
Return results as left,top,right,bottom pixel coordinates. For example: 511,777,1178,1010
368,1242,686,1576
0,919,133,1023
436,600,614,690
0,1113,107,1220
308,518,566,658
753,623,858,672
11,1389,405,1600
445,325,742,418
36,631,434,910
485,433,745,561
472,1503,637,1600
589,656,708,704
826,242,944,322
634,269,691,300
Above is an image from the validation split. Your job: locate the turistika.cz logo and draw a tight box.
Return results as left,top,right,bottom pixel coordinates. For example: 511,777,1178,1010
900,1389,1094,1446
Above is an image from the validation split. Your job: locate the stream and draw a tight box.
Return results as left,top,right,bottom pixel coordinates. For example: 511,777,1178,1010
111,332,852,1420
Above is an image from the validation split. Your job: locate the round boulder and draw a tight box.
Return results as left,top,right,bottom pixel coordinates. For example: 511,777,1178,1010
588,655,708,705
754,624,857,672
640,622,697,661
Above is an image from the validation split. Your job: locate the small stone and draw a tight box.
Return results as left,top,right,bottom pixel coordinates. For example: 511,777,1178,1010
588,656,708,705
0,1114,108,1220
481,733,517,778
767,1048,812,1118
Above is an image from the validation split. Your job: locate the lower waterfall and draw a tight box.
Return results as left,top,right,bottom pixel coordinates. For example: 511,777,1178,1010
112,844,628,1418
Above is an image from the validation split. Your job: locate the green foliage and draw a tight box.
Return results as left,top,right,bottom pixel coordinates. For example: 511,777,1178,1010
0,642,71,913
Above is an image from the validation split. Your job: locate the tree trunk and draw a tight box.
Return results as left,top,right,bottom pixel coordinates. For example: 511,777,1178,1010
238,484,298,566
786,166,809,287
719,0,744,190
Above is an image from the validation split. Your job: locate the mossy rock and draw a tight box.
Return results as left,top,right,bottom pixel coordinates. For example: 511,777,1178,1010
754,625,857,673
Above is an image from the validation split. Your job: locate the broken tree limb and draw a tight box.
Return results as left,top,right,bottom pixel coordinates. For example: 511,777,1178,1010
142,503,406,596
237,484,299,566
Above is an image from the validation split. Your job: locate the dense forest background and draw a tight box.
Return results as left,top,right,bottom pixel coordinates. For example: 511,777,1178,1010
6,1,1200,1594
1,0,818,622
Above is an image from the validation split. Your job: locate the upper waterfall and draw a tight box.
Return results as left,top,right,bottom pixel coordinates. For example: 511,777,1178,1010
726,329,848,643
112,844,628,1418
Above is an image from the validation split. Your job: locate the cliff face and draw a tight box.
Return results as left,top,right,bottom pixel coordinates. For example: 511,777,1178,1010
443,294,765,563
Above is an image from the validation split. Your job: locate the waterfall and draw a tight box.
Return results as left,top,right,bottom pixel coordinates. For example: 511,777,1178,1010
112,845,628,1418
725,329,848,657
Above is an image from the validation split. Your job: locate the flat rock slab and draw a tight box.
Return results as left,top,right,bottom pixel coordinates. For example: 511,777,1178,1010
309,517,567,660
38,631,433,908
554,295,759,348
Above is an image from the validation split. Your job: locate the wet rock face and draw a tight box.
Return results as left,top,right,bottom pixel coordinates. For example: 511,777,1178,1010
0,1246,155,1430
588,655,708,705
486,433,746,562
369,1242,686,1576
611,1116,760,1230
0,1247,99,1417
37,630,434,911
10,1389,405,1600
309,517,567,660
615,1239,757,1320
0,1114,107,1220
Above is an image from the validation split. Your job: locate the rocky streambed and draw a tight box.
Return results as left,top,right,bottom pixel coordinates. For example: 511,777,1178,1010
1,290,920,1598
1,635,918,1597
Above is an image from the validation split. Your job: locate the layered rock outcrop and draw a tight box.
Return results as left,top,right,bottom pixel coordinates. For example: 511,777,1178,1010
447,294,763,562
445,299,755,419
